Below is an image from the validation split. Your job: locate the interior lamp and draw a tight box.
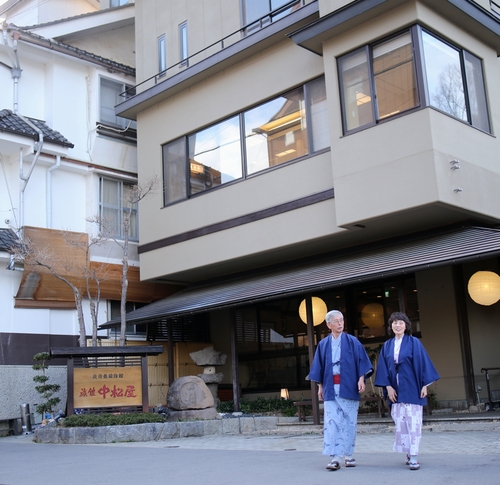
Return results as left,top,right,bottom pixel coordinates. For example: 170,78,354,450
299,297,327,326
467,271,500,306
361,302,384,327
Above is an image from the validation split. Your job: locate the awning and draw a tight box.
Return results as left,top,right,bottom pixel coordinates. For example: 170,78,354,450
99,225,500,329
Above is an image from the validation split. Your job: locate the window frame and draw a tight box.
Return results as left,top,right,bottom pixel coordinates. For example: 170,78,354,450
99,177,139,242
162,77,330,207
98,76,137,140
158,34,167,77
338,25,491,135
179,21,188,66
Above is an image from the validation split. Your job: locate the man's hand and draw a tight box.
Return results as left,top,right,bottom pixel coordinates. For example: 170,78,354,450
318,383,324,401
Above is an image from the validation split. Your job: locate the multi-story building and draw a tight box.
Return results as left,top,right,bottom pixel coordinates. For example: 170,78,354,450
108,0,500,412
0,0,175,431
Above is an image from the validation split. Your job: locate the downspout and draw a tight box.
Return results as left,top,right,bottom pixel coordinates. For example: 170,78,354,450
46,155,61,228
4,29,45,229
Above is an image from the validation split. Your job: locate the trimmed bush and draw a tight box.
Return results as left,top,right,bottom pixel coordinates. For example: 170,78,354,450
62,412,166,428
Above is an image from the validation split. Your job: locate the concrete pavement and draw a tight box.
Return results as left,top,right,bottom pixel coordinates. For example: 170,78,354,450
1,419,499,485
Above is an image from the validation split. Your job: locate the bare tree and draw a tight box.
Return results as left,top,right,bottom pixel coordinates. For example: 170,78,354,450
90,176,159,346
13,233,107,347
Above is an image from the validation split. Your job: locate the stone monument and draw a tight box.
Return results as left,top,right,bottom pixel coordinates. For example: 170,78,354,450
166,375,218,421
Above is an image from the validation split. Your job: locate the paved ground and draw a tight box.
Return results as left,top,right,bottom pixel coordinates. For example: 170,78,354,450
1,419,499,485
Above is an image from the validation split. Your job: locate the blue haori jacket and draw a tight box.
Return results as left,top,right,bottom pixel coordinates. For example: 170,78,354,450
309,332,374,401
374,335,440,406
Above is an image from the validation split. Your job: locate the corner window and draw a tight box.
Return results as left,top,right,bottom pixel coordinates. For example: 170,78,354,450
108,301,147,338
99,178,138,241
158,35,166,77
162,77,330,206
338,26,490,134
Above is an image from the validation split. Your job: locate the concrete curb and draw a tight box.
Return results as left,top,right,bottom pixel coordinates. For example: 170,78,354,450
33,416,300,444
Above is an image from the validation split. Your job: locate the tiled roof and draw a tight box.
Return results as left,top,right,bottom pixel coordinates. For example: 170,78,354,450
0,109,74,148
0,228,18,252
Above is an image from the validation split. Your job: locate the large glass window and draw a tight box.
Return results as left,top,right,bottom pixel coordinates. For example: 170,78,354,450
338,26,490,134
99,178,138,240
244,88,307,175
162,77,330,205
189,116,242,195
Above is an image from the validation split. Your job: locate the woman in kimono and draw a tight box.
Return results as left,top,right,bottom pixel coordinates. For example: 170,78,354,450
375,312,439,470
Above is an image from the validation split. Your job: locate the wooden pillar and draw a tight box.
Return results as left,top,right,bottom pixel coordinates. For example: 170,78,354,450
453,265,476,405
305,296,320,425
230,309,241,412
67,357,74,415
167,319,175,385
141,354,149,413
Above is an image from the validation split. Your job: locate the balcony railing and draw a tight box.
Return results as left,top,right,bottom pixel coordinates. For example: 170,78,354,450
120,0,308,100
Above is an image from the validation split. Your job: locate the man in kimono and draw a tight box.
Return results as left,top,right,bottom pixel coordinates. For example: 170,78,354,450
309,310,373,471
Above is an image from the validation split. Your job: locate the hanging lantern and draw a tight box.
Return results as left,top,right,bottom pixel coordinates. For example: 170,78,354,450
467,271,500,306
298,297,327,326
361,302,384,328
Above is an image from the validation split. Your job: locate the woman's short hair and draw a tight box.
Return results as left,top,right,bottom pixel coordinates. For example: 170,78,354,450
388,311,412,335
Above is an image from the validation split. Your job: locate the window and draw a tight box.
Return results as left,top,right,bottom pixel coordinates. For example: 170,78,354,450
108,301,147,338
110,0,128,6
162,77,330,206
236,275,419,392
99,178,138,240
243,0,301,34
179,22,188,66
158,35,166,77
99,77,137,131
338,26,490,134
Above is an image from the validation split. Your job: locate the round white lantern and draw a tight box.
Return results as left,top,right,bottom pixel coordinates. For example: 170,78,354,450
467,271,500,306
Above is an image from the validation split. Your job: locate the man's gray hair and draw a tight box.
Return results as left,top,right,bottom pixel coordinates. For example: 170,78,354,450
325,310,343,323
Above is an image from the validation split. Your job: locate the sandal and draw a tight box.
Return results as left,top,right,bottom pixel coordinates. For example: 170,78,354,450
406,454,410,465
326,460,340,471
409,462,420,470
345,458,356,467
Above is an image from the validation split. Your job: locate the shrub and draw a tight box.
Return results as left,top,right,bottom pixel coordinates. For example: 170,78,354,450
62,412,166,428
217,397,297,417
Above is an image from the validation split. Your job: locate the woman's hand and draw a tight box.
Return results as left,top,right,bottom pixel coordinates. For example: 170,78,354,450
358,376,365,393
386,385,397,403
420,385,428,398
318,383,324,401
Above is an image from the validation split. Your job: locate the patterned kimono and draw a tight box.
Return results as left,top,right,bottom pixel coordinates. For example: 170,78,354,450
309,332,373,457
375,335,440,455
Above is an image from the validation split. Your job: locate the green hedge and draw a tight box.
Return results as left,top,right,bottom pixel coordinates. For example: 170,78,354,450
62,412,166,428
217,397,297,417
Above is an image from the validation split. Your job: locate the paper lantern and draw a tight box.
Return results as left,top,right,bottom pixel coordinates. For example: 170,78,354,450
298,297,327,326
468,271,500,306
361,302,384,328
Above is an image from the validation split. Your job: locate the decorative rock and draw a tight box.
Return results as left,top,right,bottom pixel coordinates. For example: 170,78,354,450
167,376,214,410
167,407,219,422
189,346,227,366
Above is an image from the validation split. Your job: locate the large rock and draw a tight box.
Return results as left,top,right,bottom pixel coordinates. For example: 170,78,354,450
167,376,214,410
189,346,227,366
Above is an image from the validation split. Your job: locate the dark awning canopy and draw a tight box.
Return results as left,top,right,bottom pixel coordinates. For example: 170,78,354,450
99,225,500,329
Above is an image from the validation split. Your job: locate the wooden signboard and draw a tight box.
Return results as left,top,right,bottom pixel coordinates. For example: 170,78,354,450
74,366,143,408
50,346,165,415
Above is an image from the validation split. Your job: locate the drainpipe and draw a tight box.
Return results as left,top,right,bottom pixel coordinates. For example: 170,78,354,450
46,155,61,228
